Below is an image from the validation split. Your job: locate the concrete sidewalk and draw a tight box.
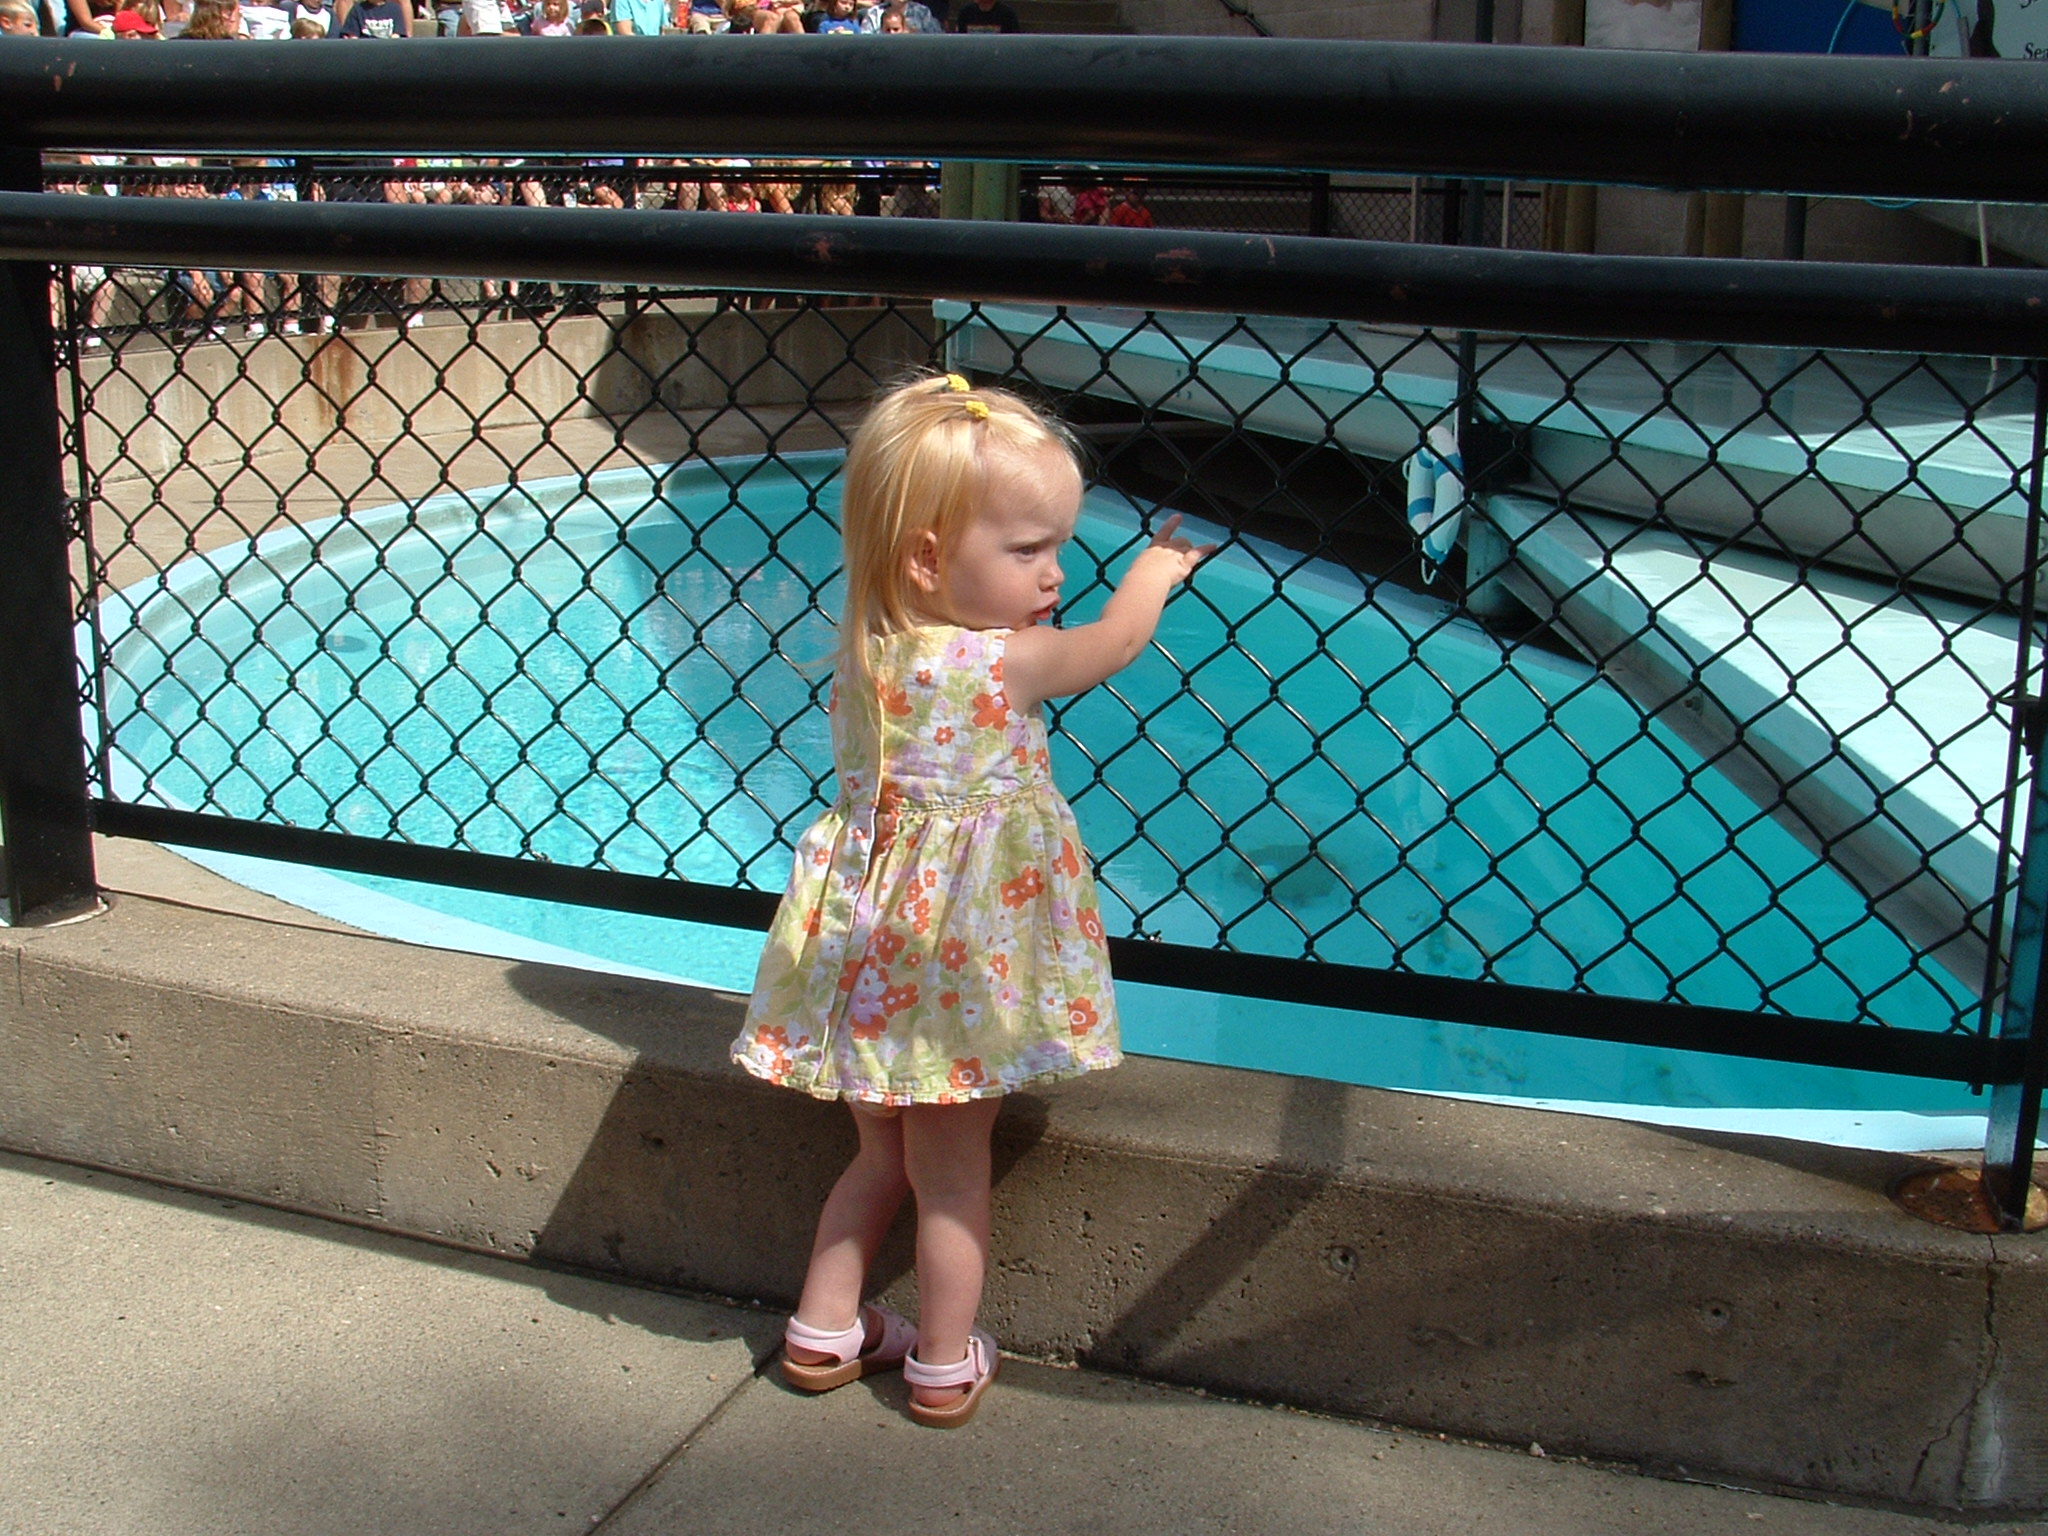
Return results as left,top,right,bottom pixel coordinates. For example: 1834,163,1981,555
0,1150,2032,1536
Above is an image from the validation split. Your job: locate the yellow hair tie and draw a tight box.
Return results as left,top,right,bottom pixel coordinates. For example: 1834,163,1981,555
962,398,989,421
944,373,971,392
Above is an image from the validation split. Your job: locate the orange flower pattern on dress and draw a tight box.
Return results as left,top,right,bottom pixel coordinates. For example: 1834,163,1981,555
845,960,890,1039
1000,866,1044,909
950,1058,990,1092
755,1025,799,1076
733,625,1121,1105
898,894,931,934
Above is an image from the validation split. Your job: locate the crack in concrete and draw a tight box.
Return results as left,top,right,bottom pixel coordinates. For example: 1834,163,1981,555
366,1025,397,1225
1910,1240,2000,1506
584,1349,778,1534
1963,1239,2012,1509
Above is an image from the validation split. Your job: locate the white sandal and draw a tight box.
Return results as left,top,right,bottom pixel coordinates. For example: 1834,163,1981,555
781,1303,916,1393
902,1328,999,1427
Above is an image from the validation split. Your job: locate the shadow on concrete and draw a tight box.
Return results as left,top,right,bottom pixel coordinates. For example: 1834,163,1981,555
8,1149,751,1352
1648,1122,1959,1201
1089,1073,1348,1370
499,960,1050,1324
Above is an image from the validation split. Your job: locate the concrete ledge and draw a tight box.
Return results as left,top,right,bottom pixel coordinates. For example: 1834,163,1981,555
3,892,2044,1512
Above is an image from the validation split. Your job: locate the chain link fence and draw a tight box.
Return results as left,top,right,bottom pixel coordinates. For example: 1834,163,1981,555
58,218,2039,1049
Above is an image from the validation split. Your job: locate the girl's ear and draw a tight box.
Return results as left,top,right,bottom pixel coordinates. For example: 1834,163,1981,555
906,529,942,595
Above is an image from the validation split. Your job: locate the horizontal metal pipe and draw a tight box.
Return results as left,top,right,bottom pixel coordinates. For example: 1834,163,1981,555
95,800,2000,1082
3,37,2048,201
2,191,2042,357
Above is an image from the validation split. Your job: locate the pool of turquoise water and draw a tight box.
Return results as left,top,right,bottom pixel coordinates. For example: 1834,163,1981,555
98,454,1988,1141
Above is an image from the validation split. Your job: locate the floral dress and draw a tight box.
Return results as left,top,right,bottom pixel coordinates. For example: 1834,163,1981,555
732,624,1121,1103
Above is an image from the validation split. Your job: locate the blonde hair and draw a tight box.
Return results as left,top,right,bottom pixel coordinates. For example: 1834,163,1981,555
836,372,1079,689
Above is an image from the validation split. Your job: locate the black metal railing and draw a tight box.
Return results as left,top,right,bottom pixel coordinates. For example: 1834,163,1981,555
35,154,1555,352
5,37,2048,1222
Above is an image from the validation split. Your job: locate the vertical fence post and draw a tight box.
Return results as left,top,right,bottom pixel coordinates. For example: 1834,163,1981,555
939,161,972,222
1307,173,1331,238
1987,769,2048,1224
0,144,98,927
1782,195,1808,262
1984,360,2048,1227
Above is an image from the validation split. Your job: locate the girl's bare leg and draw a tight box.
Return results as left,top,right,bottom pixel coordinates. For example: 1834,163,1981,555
901,1097,1001,1407
786,1102,911,1362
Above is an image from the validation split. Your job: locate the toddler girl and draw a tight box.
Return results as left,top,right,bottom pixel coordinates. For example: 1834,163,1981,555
732,372,1210,1426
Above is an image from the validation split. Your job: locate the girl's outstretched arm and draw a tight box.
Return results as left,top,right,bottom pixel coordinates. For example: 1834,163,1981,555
1002,514,1214,713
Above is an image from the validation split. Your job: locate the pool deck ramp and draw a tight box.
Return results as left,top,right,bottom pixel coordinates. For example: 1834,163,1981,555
4,1144,2035,1536
1482,492,2019,997
8,839,2048,1519
943,303,2034,606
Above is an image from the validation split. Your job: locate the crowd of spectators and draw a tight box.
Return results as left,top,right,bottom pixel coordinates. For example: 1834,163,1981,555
32,149,1153,344
4,0,1020,36
32,145,989,342
6,0,1173,343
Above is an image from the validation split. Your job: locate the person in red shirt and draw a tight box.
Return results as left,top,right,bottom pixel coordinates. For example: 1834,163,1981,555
1106,181,1154,229
1070,178,1110,226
